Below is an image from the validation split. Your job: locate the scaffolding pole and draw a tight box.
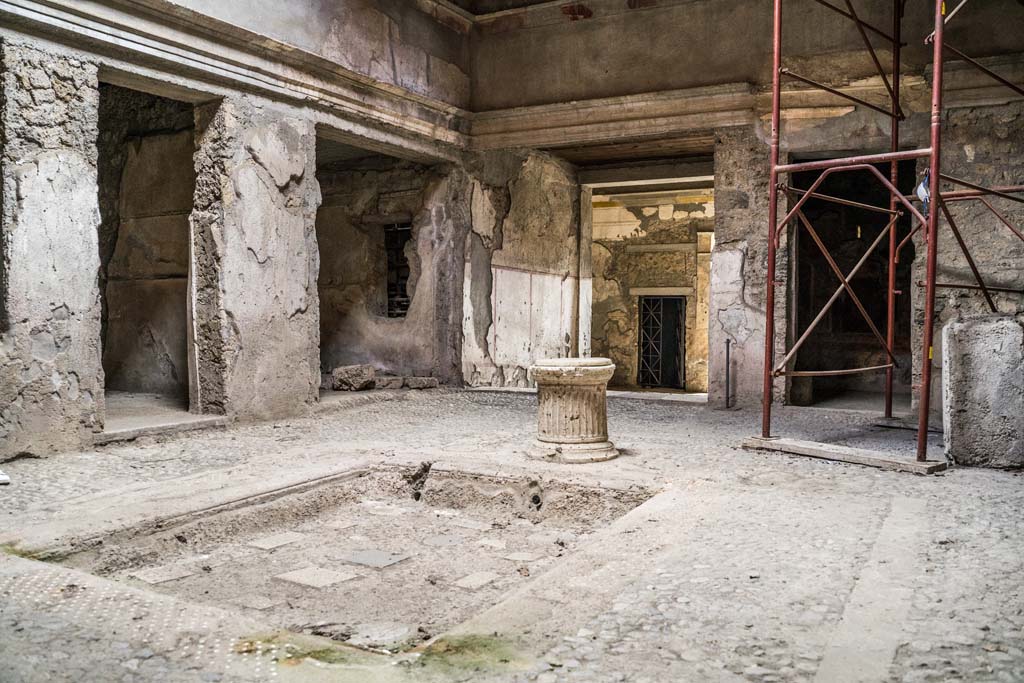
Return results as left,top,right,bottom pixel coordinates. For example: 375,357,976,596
760,0,1024,464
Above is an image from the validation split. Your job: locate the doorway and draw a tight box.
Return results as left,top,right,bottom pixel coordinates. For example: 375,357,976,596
97,84,196,425
790,160,916,411
587,182,713,394
638,296,686,389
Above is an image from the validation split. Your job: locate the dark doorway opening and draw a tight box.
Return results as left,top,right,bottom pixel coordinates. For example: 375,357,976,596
96,84,196,412
790,160,917,411
638,296,686,389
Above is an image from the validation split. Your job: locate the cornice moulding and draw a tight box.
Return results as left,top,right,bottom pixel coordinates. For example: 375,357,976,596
1,0,470,154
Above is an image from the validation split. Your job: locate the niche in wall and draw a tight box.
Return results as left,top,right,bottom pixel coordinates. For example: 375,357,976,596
97,84,196,404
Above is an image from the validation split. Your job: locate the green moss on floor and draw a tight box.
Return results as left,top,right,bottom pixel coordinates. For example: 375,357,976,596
1,543,44,560
235,632,362,666
233,631,529,681
414,634,527,675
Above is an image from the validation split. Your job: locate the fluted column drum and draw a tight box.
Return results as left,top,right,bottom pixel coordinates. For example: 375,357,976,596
528,358,619,463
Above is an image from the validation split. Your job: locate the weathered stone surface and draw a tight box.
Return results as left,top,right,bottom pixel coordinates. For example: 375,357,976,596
0,43,104,457
247,531,306,550
100,117,195,399
943,316,1024,468
347,622,416,649
103,280,190,398
529,358,618,463
375,375,404,390
130,564,195,585
331,549,410,569
274,567,358,589
191,98,321,420
404,376,439,390
708,127,782,408
332,364,376,391
911,103,1024,418
453,571,500,590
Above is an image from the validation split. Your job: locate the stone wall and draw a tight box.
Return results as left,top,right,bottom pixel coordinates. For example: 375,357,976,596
191,98,322,420
97,85,195,400
912,102,1024,421
0,41,103,456
462,152,579,387
590,191,712,391
710,127,786,409
317,158,471,382
471,0,1024,110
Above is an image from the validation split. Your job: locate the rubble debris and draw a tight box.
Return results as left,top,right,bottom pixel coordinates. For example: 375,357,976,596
405,377,439,390
332,365,376,391
375,375,404,390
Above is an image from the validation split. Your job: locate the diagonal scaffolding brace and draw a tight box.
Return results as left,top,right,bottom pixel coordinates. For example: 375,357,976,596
760,0,1024,463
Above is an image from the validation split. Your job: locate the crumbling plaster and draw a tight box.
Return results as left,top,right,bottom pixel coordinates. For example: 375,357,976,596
471,0,1024,110
723,97,1024,423
98,85,196,400
191,97,323,421
317,159,472,383
462,151,580,387
943,315,1024,469
709,127,788,409
911,102,1024,421
0,41,104,456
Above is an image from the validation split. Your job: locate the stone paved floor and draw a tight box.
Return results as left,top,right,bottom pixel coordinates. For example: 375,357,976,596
1,390,1022,682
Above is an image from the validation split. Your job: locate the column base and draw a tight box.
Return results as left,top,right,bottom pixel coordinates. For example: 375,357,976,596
528,440,620,464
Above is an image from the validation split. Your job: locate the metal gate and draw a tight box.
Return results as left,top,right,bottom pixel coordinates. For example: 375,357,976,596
638,296,685,389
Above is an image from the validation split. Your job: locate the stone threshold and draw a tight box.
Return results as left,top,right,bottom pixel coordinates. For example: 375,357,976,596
95,414,229,445
742,437,948,475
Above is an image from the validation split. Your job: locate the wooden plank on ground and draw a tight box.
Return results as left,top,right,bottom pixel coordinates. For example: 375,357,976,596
742,437,947,475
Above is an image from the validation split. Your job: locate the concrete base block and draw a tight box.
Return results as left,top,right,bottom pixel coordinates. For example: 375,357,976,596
943,316,1024,468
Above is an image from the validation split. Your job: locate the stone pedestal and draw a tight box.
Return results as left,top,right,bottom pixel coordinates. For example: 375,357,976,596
943,316,1024,468
528,358,619,463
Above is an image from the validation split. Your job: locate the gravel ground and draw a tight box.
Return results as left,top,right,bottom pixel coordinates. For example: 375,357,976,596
1,390,1021,682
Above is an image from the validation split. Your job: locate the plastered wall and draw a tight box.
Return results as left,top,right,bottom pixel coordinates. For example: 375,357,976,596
462,152,580,387
166,0,471,107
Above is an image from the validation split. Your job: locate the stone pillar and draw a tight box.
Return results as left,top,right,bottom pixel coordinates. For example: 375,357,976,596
0,42,104,456
942,316,1024,468
709,127,785,408
528,358,618,463
191,98,321,420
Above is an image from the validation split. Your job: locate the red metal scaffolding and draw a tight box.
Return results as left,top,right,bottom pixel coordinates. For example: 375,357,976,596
761,0,1024,461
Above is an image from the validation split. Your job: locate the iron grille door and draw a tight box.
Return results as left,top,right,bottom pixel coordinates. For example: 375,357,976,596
638,297,664,386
